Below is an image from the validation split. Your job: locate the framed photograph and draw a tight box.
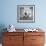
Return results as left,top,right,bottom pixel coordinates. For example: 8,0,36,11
17,5,35,23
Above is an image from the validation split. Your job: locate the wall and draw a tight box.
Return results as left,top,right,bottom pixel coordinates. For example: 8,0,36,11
0,0,46,29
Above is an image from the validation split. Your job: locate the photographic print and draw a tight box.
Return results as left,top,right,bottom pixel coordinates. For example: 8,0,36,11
17,5,35,23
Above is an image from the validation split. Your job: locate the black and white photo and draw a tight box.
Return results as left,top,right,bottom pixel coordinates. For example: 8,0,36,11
17,5,35,23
